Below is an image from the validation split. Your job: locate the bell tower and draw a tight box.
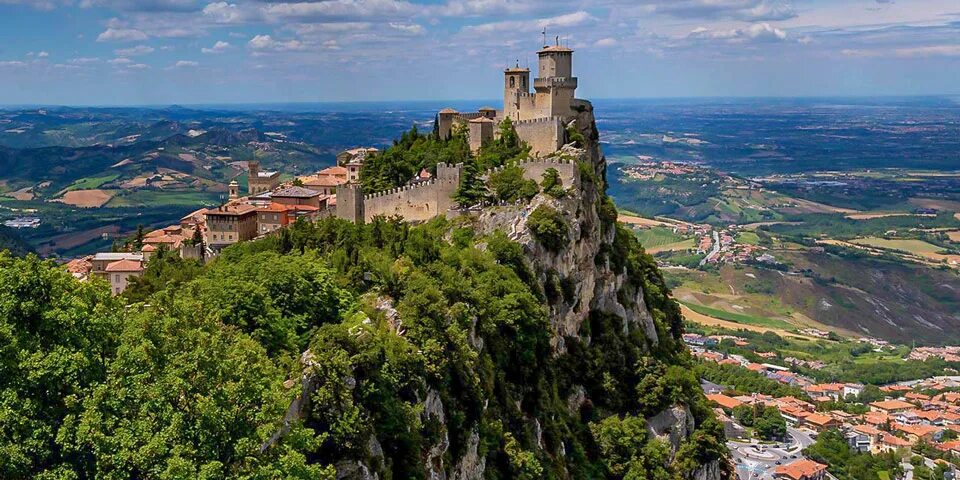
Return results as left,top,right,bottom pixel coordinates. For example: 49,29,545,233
503,60,530,121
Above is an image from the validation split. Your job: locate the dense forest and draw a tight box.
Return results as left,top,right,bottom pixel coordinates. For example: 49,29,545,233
1,117,728,479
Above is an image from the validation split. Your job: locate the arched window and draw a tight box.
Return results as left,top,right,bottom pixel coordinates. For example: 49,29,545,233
522,77,527,89
510,77,515,88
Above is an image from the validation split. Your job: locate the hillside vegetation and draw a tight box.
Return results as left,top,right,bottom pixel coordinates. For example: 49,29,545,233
1,113,729,479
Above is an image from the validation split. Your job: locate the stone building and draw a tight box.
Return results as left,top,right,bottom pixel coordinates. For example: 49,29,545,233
204,203,258,252
437,40,582,157
337,147,379,183
299,165,348,195
104,259,143,295
247,160,280,195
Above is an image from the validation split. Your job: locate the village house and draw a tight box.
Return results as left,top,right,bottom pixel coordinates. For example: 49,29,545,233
774,459,828,480
802,413,840,432
204,203,258,252
300,165,348,196
104,258,143,295
706,393,743,411
870,399,916,414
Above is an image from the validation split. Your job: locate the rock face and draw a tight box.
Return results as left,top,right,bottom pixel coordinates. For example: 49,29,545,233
474,102,659,351
292,102,725,480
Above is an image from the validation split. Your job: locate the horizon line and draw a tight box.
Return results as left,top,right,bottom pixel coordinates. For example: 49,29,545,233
2,93,958,110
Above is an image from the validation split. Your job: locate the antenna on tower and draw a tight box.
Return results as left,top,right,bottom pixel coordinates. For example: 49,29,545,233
555,35,559,46
542,28,547,47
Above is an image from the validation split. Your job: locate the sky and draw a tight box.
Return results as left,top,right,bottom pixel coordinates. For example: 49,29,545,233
0,0,958,105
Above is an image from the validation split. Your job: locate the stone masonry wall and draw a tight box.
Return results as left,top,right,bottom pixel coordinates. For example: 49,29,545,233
514,116,564,157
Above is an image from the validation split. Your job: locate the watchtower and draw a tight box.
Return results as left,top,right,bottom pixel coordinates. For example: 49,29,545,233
534,42,577,119
503,61,531,121
335,183,365,224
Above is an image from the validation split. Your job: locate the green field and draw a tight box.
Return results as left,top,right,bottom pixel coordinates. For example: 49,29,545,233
106,190,220,208
737,231,760,245
680,301,796,330
61,174,120,193
852,237,946,256
634,227,686,248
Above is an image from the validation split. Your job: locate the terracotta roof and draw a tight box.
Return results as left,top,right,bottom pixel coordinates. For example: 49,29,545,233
469,116,494,123
871,400,915,411
65,257,93,274
478,106,496,111
105,259,142,272
774,459,827,480
439,107,459,114
142,244,157,252
881,433,912,447
706,394,743,410
853,424,883,436
893,423,941,438
318,165,348,176
804,413,836,426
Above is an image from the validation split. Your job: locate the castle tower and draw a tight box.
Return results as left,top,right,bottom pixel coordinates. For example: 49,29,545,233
335,183,366,224
503,62,531,121
228,180,239,200
468,117,495,153
437,108,459,140
534,42,577,119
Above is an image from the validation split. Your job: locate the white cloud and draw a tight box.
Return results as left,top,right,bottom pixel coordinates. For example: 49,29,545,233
462,10,595,34
127,63,150,69
68,57,101,64
114,45,155,56
37,51,50,58
0,60,27,68
247,34,306,51
689,22,788,43
261,0,417,22
388,22,423,35
174,60,199,68
97,27,149,42
594,37,618,48
202,1,249,24
109,57,133,64
202,40,232,53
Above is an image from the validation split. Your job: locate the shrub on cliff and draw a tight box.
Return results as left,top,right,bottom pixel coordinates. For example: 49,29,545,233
489,164,539,203
527,205,569,252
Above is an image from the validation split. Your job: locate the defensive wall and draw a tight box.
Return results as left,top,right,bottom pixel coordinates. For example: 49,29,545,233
513,116,565,157
336,159,579,224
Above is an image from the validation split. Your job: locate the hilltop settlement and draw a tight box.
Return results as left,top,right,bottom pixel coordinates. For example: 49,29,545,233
63,41,588,295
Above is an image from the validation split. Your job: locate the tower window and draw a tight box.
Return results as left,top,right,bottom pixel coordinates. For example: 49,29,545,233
510,77,515,88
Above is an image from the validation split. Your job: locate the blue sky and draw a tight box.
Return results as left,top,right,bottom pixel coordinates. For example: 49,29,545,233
0,0,958,105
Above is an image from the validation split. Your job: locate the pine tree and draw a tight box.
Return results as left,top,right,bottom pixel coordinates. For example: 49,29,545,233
432,113,440,140
133,225,145,251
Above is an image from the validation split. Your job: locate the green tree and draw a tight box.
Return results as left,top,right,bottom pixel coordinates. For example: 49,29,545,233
488,165,538,203
0,253,122,478
541,167,565,198
527,205,569,252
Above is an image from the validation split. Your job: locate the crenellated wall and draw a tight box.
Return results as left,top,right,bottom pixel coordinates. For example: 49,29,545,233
485,157,580,189
514,116,565,157
336,159,578,224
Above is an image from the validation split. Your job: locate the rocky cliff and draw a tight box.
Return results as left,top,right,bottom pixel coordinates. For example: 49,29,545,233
277,102,729,480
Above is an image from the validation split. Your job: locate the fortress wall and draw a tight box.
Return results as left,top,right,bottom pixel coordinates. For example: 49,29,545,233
362,179,459,222
515,117,564,157
518,159,580,188
357,163,464,223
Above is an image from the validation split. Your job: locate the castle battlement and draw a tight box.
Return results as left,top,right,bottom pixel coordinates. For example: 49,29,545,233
513,116,564,126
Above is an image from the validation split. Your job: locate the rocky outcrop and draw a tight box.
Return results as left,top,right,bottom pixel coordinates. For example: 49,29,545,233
473,102,659,351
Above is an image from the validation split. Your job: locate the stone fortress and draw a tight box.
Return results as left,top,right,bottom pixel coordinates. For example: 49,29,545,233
335,38,586,224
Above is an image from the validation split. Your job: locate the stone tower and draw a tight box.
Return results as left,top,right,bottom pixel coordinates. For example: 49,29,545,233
503,62,531,121
468,117,494,153
534,43,577,119
336,183,366,224
247,160,260,195
228,180,239,200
